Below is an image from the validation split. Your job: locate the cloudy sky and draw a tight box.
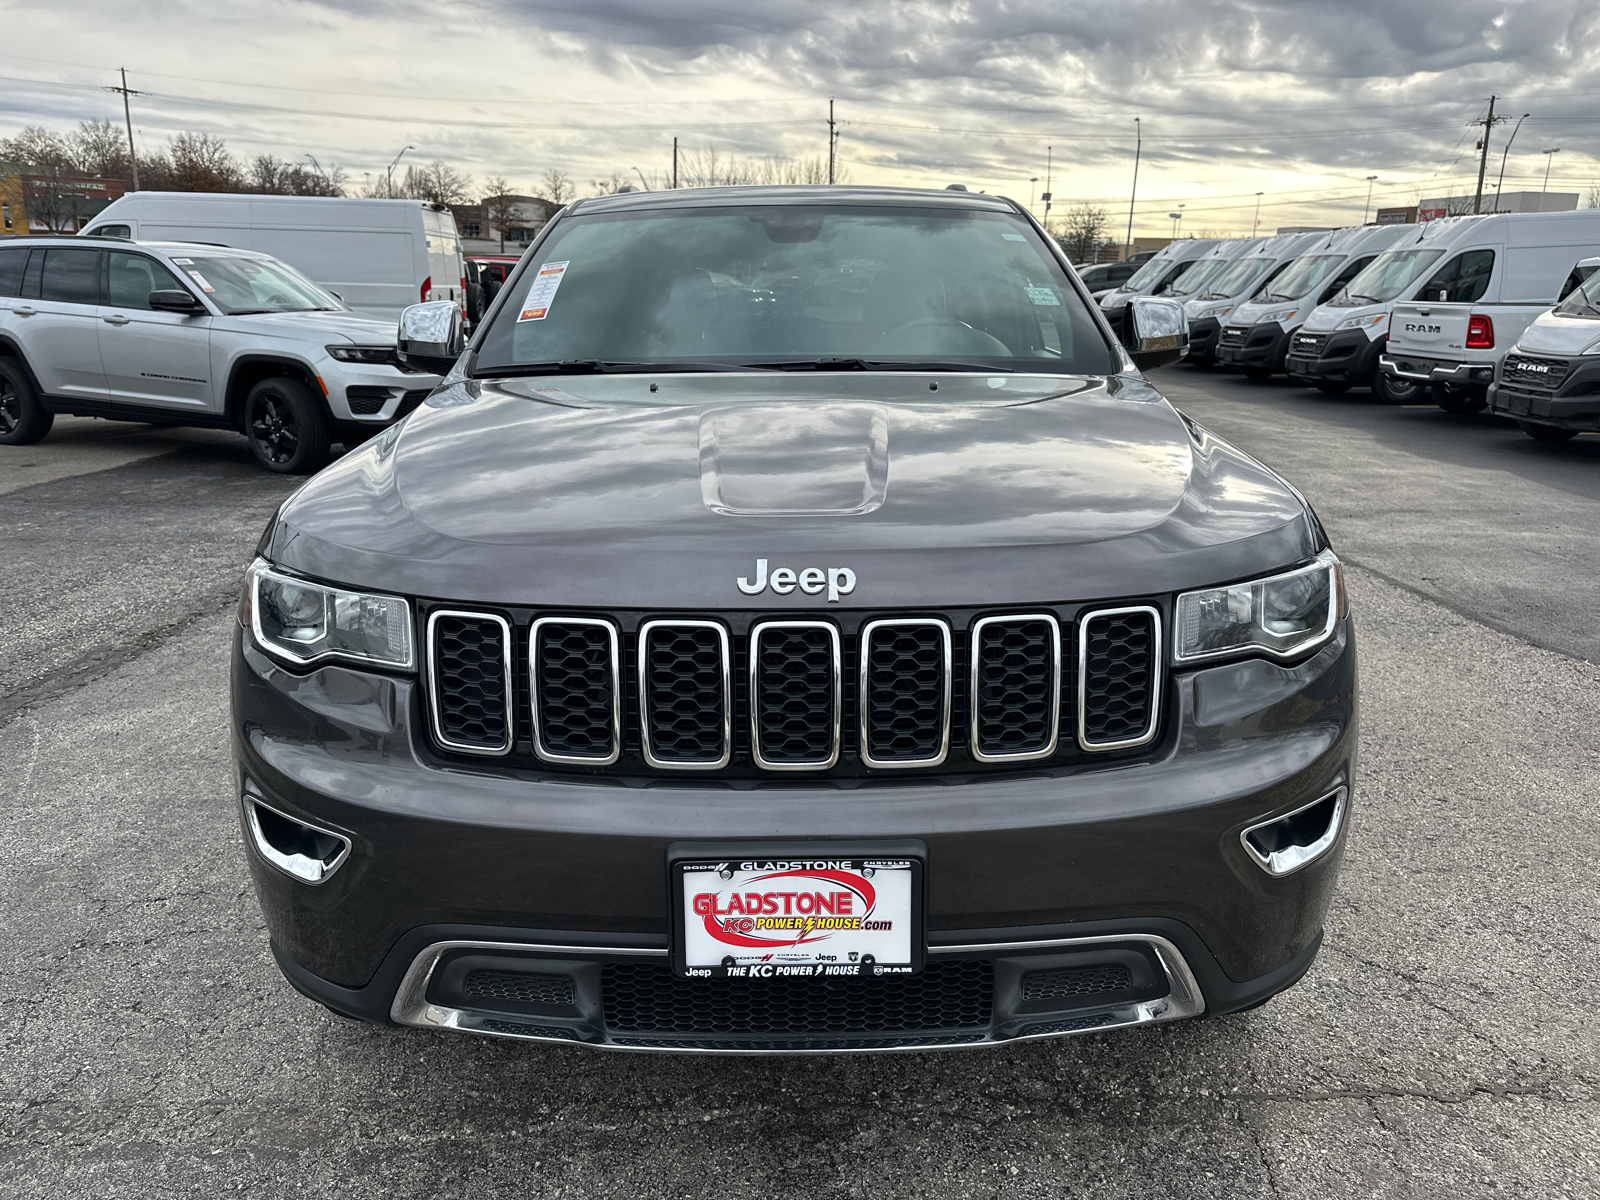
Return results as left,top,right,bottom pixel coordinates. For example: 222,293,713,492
4,0,1599,234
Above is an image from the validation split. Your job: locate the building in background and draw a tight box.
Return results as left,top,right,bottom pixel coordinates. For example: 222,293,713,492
0,163,129,234
452,194,561,255
1417,191,1578,221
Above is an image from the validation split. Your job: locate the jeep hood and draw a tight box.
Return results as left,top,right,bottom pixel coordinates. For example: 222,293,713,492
265,372,1317,607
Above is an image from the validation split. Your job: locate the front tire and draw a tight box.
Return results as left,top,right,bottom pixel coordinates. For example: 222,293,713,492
1373,371,1421,404
1518,421,1580,443
1432,384,1487,414
0,358,54,446
244,377,330,474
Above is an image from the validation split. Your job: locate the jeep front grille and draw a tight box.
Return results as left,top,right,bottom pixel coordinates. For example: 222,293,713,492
426,611,513,755
425,605,1164,773
638,620,731,769
1079,607,1161,750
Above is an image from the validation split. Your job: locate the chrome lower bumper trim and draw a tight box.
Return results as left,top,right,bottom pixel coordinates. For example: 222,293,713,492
389,931,1205,1054
1378,354,1478,383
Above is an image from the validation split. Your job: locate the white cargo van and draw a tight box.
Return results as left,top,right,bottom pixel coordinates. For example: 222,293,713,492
1098,239,1221,338
1485,256,1600,440
1181,231,1325,365
1217,224,1410,379
79,193,465,324
1287,211,1600,403
1378,211,1600,412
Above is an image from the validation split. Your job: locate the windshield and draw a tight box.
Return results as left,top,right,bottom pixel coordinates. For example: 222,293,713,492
1123,254,1172,291
472,204,1119,376
1166,257,1229,298
173,253,343,315
1200,256,1272,300
1556,268,1600,317
1260,254,1342,302
1331,247,1445,306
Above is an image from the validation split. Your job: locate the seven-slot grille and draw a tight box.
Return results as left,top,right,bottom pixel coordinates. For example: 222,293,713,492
427,608,1162,770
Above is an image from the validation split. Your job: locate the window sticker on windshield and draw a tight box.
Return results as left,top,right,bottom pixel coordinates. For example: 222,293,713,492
517,260,570,321
185,269,215,293
1002,233,1027,241
1025,286,1060,306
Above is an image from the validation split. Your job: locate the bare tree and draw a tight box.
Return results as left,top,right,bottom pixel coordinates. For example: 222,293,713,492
481,175,517,251
1586,181,1600,209
402,160,472,206
0,126,80,230
590,170,631,196
72,118,129,180
168,132,242,191
538,168,573,207
1059,203,1109,262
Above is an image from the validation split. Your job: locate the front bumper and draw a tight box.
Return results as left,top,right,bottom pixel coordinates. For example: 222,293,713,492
232,618,1357,1051
1487,356,1600,431
318,361,441,423
1216,322,1293,372
1187,316,1224,360
1284,329,1383,386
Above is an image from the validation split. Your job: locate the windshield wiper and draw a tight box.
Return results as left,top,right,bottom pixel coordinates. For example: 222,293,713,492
740,358,1014,373
472,359,760,378
1342,293,1381,305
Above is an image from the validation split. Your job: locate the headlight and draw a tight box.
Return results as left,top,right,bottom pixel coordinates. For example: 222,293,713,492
1195,304,1232,320
1263,307,1297,323
1335,313,1386,331
246,559,414,669
1175,550,1344,663
326,345,396,364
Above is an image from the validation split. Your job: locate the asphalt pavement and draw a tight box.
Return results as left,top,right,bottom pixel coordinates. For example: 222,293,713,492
2,388,1598,1198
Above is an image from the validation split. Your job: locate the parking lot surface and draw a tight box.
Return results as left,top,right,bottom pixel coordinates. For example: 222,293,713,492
2,388,1598,1198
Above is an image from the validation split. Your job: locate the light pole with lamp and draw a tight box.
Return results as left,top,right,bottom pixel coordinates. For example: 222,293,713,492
1542,148,1562,192
1169,211,1182,239
386,144,415,199
631,167,650,191
1363,175,1378,223
1251,192,1265,236
1029,176,1039,212
1124,117,1141,260
1492,113,1530,210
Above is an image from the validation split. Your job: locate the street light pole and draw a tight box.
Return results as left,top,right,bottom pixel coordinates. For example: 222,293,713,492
1492,113,1531,209
1251,192,1263,237
1124,117,1141,260
1363,175,1378,223
1542,148,1562,193
386,144,415,198
632,167,650,191
1029,176,1038,211
1169,211,1181,239
1043,146,1053,221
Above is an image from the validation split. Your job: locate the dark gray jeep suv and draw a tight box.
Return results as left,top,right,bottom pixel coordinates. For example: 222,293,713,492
232,186,1355,1053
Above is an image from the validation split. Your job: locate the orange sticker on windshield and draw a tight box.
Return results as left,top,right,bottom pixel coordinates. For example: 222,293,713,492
517,260,569,321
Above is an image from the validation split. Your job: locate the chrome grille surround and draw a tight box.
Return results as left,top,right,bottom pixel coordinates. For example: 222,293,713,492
637,619,733,770
425,610,514,757
1077,605,1162,751
748,620,842,771
969,613,1061,763
857,618,953,769
529,616,622,766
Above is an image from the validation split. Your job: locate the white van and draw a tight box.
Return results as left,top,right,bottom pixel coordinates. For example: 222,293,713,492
79,193,465,324
1379,212,1600,412
1098,238,1221,336
1180,231,1325,365
1217,224,1411,379
1485,256,1600,441
1286,210,1600,402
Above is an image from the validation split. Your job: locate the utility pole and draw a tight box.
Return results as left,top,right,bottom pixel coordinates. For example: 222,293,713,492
1252,192,1264,236
1124,117,1141,260
1493,112,1530,209
827,99,837,185
1471,95,1506,215
1363,175,1378,223
672,137,678,189
1042,145,1053,221
102,68,144,190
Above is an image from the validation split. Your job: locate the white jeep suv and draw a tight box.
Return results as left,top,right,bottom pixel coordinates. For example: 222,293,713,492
0,236,443,472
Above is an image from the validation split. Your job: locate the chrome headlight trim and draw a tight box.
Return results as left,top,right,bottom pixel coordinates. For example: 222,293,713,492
1173,550,1343,666
246,558,415,671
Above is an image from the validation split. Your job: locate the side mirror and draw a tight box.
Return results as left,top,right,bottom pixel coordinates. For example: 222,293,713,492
397,301,465,375
1127,296,1189,371
149,289,206,315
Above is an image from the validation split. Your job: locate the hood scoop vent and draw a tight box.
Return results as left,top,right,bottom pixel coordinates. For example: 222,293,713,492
699,403,889,517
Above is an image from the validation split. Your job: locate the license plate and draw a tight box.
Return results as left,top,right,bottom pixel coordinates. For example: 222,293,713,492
674,855,921,979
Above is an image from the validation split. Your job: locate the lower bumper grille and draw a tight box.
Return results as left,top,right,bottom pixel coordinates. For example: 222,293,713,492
601,959,994,1036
